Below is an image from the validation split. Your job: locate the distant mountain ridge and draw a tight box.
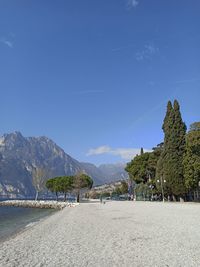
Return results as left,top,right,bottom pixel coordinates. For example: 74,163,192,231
98,163,128,183
0,132,128,198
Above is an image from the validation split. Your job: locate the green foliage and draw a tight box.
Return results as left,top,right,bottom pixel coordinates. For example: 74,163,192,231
148,144,163,178
46,177,61,200
60,176,74,201
73,173,93,191
112,186,122,196
125,144,162,186
72,173,93,202
135,183,151,200
125,152,150,183
120,180,128,194
101,192,110,198
126,100,200,201
46,178,57,193
46,174,91,202
184,125,200,190
189,122,200,132
60,176,73,193
157,100,186,197
46,177,64,200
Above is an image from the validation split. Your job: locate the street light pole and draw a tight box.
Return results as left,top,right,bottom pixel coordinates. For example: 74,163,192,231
157,175,166,202
160,175,165,203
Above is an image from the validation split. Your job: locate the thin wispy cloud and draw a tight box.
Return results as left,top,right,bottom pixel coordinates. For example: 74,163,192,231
111,44,135,52
130,100,166,130
136,43,159,61
130,86,186,130
87,145,151,160
0,37,13,48
174,78,200,84
126,0,139,9
73,90,104,95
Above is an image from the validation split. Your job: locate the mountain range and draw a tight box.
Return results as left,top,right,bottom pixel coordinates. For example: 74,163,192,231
0,132,128,198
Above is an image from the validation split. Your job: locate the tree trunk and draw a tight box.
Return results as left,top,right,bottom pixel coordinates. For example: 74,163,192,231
64,193,66,202
77,191,80,203
35,191,38,201
193,191,197,202
172,195,176,202
196,190,199,201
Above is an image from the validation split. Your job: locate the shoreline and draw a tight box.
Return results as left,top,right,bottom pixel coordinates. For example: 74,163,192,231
0,201,79,243
0,200,79,210
0,205,59,243
1,202,200,266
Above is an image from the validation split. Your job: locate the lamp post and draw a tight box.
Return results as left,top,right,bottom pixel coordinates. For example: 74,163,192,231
147,171,154,201
149,184,154,201
198,181,200,201
157,176,166,202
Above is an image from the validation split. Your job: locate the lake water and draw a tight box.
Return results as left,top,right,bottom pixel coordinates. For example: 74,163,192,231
0,206,56,242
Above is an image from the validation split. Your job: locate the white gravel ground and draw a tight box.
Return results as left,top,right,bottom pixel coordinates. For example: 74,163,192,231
1,201,200,267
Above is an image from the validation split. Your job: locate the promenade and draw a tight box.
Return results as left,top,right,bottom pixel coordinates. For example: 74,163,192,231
1,201,200,267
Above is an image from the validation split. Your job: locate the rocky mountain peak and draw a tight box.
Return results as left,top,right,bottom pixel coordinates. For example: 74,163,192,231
0,131,127,198
0,131,27,151
3,131,24,140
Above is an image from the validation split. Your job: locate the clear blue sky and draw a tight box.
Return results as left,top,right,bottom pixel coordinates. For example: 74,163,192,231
0,0,199,165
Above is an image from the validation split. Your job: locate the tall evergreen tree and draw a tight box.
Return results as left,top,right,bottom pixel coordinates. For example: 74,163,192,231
156,101,173,187
163,101,173,134
183,123,200,199
157,100,186,199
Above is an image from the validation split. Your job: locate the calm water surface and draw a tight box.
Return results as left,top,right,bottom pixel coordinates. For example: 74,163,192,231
0,206,56,242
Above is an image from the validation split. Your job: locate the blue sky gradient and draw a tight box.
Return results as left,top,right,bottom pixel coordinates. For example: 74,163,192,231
0,0,199,164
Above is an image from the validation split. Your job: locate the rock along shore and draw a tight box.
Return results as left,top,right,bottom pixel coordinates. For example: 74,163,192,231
0,200,79,210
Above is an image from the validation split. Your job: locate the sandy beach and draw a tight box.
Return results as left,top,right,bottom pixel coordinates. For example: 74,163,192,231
1,201,200,267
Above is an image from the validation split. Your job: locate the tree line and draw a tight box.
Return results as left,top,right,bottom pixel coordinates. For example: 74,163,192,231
31,169,93,202
88,180,128,199
46,173,93,202
125,100,200,201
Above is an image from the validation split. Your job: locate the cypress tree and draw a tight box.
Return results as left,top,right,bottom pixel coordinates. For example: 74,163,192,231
163,101,173,134
183,123,200,200
157,100,186,200
156,101,173,193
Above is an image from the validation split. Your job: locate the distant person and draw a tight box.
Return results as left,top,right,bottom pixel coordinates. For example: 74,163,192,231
100,195,103,204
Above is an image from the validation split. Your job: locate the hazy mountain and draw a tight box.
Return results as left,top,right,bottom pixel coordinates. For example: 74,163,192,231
0,132,128,198
80,162,127,185
98,163,128,183
80,162,105,185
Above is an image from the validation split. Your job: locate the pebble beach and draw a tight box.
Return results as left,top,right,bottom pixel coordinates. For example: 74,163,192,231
1,201,200,267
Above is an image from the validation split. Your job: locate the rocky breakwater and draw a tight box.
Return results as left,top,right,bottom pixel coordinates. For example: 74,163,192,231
0,200,79,210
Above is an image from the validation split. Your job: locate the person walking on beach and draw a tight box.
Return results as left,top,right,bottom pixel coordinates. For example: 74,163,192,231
100,195,103,204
